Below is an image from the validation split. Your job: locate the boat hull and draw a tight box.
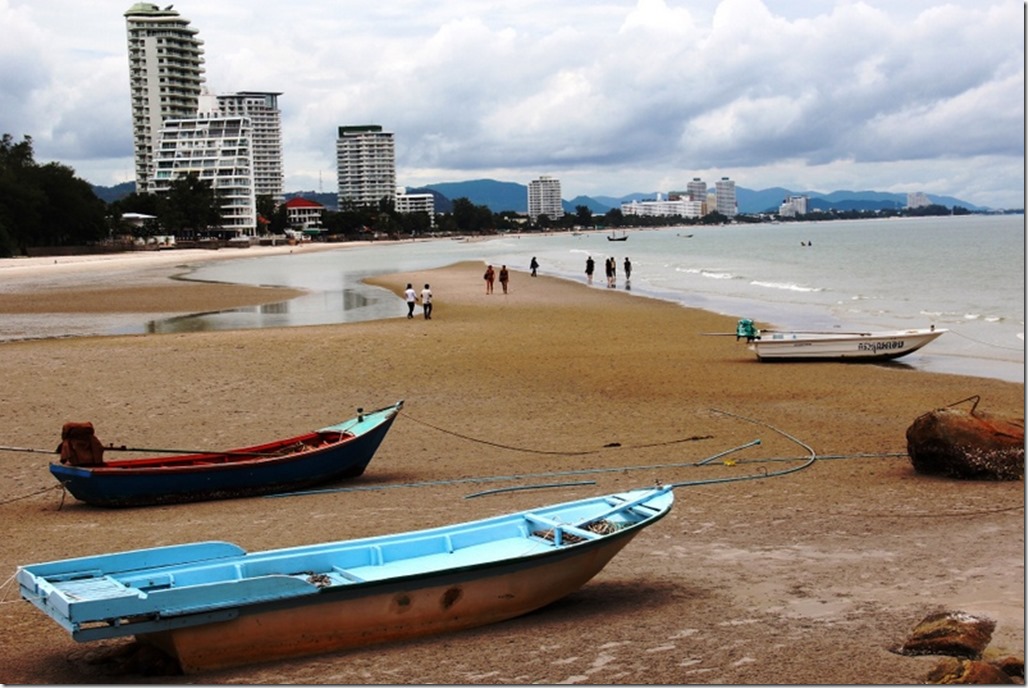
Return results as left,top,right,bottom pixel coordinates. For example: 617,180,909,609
748,329,945,362
142,530,638,672
18,487,673,672
48,402,402,507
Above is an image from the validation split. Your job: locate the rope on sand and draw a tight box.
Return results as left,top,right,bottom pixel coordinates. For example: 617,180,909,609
402,412,713,455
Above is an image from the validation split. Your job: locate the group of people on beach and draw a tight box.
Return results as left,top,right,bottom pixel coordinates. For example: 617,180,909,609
586,256,631,289
483,264,510,294
404,283,433,319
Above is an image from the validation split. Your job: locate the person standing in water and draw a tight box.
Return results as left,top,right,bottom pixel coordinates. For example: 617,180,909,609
585,256,595,285
530,257,539,277
623,257,632,289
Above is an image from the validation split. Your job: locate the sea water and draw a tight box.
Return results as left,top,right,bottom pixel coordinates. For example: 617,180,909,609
123,214,1024,384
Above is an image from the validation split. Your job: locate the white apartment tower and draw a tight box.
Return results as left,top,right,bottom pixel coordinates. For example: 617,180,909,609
124,3,205,192
336,125,396,208
686,178,707,202
527,176,564,221
150,115,257,235
715,177,738,217
214,92,284,203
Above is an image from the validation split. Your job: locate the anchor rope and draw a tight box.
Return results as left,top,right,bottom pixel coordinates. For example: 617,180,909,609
402,412,713,455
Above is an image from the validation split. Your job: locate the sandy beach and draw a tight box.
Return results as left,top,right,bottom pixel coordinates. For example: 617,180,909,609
0,247,1023,684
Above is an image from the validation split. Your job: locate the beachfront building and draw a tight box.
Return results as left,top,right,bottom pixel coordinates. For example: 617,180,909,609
686,178,707,205
906,192,931,209
715,177,738,217
527,176,564,221
620,194,704,218
779,195,808,217
124,3,205,192
396,188,436,225
336,125,396,209
284,196,325,231
211,92,285,203
150,114,257,235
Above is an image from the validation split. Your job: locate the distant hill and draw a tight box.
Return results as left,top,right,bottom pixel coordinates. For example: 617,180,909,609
92,181,136,203
90,179,989,215
423,179,527,213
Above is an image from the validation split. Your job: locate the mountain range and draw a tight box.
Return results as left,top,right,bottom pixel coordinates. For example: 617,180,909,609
92,179,989,215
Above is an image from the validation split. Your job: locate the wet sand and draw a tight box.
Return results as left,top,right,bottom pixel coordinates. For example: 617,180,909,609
0,251,1023,684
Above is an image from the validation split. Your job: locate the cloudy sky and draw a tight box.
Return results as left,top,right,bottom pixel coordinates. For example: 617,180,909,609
2,0,1024,208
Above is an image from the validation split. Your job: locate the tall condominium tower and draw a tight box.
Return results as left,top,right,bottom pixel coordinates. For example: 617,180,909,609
527,176,564,221
124,3,205,192
214,91,284,203
715,176,737,217
150,115,257,235
686,177,707,202
336,125,396,208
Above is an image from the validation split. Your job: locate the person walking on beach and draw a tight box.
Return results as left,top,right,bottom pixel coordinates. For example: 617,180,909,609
585,256,595,285
623,257,632,289
530,257,539,277
404,283,417,319
498,265,510,294
484,265,495,294
420,283,433,319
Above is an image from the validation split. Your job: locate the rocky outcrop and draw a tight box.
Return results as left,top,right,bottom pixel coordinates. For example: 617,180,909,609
906,398,1024,480
894,611,1025,684
924,657,1018,685
898,610,996,658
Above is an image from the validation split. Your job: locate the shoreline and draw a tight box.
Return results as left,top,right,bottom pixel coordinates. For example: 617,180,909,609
0,239,1020,384
0,258,1023,684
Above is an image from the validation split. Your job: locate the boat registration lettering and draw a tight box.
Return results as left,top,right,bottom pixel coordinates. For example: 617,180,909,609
858,339,904,353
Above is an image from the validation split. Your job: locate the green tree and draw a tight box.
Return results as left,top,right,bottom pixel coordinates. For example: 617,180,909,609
156,173,223,237
0,134,107,256
451,197,493,233
575,205,594,228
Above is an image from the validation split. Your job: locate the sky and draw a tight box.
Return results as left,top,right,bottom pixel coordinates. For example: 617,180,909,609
1,0,1024,209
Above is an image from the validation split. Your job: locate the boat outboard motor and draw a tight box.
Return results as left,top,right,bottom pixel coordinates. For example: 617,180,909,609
58,422,105,466
736,319,760,341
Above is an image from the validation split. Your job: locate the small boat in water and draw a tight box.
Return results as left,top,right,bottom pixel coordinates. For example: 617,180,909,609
735,319,946,362
48,401,403,507
607,231,628,241
17,486,674,672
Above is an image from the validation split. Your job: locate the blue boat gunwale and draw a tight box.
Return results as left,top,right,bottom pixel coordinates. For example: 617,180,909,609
49,401,403,474
18,487,674,641
45,401,404,507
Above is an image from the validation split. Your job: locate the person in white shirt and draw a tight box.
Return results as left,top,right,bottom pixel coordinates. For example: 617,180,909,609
404,283,417,319
420,284,433,320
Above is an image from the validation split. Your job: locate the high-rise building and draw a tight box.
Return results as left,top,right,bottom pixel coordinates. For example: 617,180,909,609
779,195,808,217
686,178,707,203
527,176,564,221
150,115,257,235
715,177,737,217
124,3,205,192
336,125,396,208
906,192,931,209
213,92,284,203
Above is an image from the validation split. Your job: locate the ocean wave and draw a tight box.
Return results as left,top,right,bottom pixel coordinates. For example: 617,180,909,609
750,280,824,293
703,271,736,280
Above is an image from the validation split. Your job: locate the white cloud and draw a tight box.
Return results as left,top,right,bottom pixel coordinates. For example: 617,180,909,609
0,0,1022,208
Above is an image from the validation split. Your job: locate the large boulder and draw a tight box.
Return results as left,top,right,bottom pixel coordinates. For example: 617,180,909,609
898,610,996,658
906,404,1024,480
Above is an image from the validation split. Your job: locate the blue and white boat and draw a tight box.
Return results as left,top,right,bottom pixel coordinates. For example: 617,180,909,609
17,486,674,672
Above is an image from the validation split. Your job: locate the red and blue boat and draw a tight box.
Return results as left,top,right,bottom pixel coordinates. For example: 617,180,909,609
48,401,403,507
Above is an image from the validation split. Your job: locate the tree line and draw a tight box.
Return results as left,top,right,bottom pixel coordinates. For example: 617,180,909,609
0,130,1001,258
